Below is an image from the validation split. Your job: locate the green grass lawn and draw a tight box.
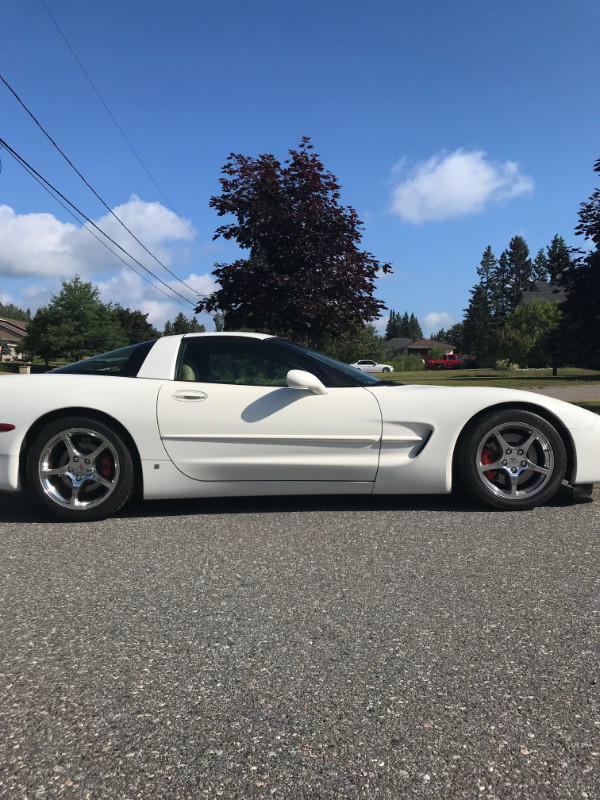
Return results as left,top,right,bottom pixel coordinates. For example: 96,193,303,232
376,367,600,389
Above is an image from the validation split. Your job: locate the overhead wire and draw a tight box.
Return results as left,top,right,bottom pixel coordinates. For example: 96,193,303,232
38,0,208,252
0,71,202,298
0,137,197,309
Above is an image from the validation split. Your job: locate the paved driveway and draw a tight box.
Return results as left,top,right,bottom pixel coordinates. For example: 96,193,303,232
1,489,599,799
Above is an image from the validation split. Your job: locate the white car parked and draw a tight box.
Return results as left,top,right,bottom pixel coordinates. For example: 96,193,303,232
1,332,599,520
350,359,394,374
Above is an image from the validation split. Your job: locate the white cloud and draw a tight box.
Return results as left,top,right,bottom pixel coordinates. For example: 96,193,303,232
423,312,454,335
0,198,219,326
373,315,388,336
390,149,534,223
0,196,196,279
96,269,217,329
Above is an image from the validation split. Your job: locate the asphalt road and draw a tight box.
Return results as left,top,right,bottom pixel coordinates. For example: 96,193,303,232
1,488,599,800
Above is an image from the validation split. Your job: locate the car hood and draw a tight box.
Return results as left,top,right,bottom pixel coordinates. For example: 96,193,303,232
367,383,599,431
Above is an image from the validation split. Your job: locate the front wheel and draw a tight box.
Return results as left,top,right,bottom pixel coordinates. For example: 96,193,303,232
382,367,391,373
26,416,135,521
457,409,567,510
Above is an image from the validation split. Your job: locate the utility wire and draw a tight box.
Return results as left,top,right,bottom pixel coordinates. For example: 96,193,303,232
0,71,202,296
38,0,210,253
8,152,195,307
0,137,197,309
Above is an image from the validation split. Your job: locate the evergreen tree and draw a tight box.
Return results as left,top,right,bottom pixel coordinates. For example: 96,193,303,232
462,285,494,360
477,245,498,303
532,248,549,282
408,313,423,339
385,310,401,339
492,250,512,317
0,302,29,322
20,277,127,365
556,158,600,367
505,235,533,310
546,234,572,283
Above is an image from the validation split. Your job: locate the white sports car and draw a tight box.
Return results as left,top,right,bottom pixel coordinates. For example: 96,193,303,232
0,332,598,521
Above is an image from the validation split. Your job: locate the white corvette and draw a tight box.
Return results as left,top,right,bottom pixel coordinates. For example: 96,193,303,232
0,332,599,521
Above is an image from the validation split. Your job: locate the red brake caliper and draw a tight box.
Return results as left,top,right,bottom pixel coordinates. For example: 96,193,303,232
99,456,113,479
481,447,496,479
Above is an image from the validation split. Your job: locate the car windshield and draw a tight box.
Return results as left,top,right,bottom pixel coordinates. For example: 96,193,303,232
50,340,156,377
269,339,383,386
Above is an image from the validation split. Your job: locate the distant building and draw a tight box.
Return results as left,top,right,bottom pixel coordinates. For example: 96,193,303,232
387,337,454,360
519,281,567,306
0,317,28,360
405,338,454,360
385,337,413,357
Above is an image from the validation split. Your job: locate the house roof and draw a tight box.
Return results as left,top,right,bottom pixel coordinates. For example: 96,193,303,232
0,317,28,341
385,337,413,349
406,338,452,350
519,281,567,305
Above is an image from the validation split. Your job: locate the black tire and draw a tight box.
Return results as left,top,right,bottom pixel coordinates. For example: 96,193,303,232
382,367,391,373
26,416,135,521
457,409,567,510
435,364,447,370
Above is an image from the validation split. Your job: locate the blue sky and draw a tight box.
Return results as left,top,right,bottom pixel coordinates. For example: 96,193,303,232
1,0,598,335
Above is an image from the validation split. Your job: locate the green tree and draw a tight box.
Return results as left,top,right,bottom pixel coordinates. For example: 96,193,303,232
385,310,402,340
499,299,562,367
532,248,549,282
434,322,464,350
556,158,600,367
164,312,206,335
111,306,160,344
196,138,392,345
546,234,572,283
320,323,387,364
20,277,127,365
462,284,494,360
213,311,225,332
505,235,533,310
491,250,512,317
0,302,29,322
477,245,498,307
408,313,423,340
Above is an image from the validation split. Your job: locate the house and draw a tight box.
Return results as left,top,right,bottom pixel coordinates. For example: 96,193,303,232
391,338,454,360
0,317,28,360
384,337,413,357
519,281,567,306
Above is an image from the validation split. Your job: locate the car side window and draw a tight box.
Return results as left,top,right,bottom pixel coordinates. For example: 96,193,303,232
177,337,306,386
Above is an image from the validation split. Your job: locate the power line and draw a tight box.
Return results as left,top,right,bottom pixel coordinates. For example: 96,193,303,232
0,137,197,309
38,0,211,253
0,71,202,296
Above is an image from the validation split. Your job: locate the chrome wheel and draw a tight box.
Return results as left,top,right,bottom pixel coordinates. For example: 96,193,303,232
27,417,134,521
38,427,121,511
476,422,554,501
458,410,567,510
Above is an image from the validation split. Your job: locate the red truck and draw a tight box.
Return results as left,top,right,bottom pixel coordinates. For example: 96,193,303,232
425,353,469,370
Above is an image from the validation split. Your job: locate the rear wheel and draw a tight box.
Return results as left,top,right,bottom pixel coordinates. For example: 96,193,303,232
26,416,134,521
457,409,567,510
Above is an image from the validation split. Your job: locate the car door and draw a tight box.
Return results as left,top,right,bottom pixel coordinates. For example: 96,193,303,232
156,336,382,482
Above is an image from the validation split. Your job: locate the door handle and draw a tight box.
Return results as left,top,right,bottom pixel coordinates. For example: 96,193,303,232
172,390,208,402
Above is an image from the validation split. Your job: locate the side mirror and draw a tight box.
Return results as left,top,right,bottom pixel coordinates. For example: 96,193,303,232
286,369,328,395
